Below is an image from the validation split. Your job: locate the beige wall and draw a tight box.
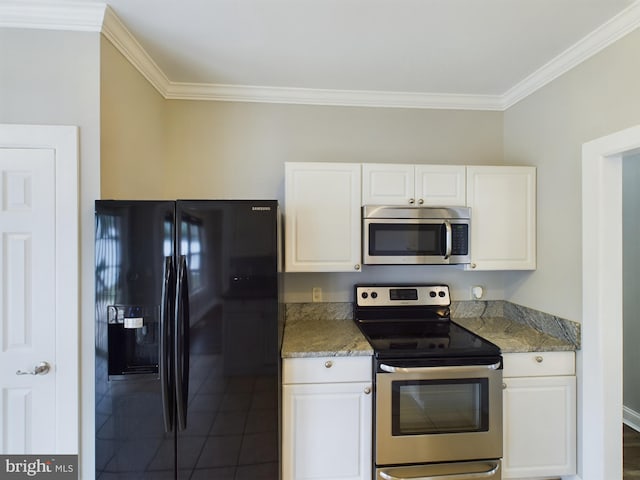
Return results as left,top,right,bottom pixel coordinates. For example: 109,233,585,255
163,100,504,202
503,27,640,322
100,38,167,199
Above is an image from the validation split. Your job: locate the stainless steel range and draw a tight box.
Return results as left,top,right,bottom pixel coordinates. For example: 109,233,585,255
354,284,503,480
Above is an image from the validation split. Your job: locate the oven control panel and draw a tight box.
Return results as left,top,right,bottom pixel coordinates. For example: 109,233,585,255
355,285,450,307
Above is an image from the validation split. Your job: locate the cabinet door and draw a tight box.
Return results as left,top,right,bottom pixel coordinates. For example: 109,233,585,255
282,382,372,480
362,163,414,205
415,165,466,206
466,166,536,270
285,162,362,272
502,376,576,478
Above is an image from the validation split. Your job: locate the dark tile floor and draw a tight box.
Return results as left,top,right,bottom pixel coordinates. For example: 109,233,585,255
624,424,640,479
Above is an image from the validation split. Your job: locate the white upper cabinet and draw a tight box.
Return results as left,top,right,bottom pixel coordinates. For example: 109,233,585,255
362,164,466,206
414,165,467,206
362,163,413,205
285,162,362,272
466,166,536,270
284,162,536,272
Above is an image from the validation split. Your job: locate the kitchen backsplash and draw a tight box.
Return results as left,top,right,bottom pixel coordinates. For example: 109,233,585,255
285,300,581,349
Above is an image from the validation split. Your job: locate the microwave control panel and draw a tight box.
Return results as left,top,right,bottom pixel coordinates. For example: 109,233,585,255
451,224,469,255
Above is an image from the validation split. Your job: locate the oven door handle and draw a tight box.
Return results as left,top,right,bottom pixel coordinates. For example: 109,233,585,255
379,461,499,480
379,361,501,374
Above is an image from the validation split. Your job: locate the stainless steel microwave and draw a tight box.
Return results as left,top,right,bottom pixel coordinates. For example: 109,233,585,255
362,206,471,265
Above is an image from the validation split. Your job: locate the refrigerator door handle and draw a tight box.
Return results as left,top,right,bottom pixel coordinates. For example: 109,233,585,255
174,255,190,431
160,256,175,433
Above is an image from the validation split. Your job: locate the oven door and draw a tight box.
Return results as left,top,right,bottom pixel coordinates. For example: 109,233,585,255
375,360,503,466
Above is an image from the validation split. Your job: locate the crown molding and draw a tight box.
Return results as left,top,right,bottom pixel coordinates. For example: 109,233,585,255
502,0,640,109
2,0,639,110
101,5,171,95
0,0,105,31
164,82,505,110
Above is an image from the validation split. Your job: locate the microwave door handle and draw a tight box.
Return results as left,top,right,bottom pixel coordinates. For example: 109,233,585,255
379,461,500,480
443,221,452,259
379,361,501,374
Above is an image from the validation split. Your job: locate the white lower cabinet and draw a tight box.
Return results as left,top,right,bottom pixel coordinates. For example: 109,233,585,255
502,352,576,479
282,356,373,480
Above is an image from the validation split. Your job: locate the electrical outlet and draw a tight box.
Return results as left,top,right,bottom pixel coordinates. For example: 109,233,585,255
471,285,484,300
312,287,323,302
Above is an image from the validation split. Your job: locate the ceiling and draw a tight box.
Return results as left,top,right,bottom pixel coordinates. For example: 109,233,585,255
3,0,640,109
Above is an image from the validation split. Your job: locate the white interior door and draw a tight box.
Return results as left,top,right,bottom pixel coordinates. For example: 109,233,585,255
0,125,78,454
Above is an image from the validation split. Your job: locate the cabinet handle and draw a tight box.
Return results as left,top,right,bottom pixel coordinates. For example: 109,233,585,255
408,198,415,205
325,360,333,368
535,355,544,363
502,382,507,390
418,199,424,205
364,386,371,395
470,263,477,269
354,264,361,271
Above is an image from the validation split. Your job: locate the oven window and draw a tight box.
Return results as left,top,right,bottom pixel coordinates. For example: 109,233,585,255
391,379,489,435
369,224,445,256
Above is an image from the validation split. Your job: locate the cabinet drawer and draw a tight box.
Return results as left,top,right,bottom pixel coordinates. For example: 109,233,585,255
283,356,372,384
503,351,575,377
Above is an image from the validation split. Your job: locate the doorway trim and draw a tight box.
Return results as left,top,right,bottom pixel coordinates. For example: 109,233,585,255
582,124,640,479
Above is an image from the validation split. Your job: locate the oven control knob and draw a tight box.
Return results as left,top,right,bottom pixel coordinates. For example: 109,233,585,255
371,292,378,299
439,291,446,297
429,291,437,298
361,292,368,299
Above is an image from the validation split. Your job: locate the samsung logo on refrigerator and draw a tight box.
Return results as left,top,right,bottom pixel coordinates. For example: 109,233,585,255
252,206,272,211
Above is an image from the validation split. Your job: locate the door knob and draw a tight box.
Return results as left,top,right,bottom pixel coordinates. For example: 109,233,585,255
16,361,51,376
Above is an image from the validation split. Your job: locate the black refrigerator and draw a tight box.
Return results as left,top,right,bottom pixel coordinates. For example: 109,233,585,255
94,200,282,480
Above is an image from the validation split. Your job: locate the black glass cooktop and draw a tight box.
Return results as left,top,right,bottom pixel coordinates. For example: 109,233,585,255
355,319,501,359
353,284,501,360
